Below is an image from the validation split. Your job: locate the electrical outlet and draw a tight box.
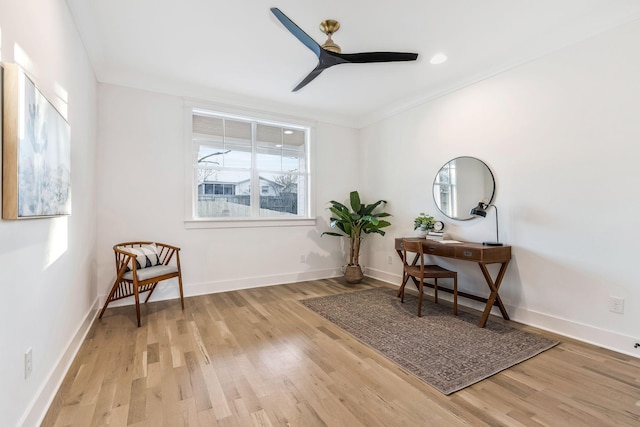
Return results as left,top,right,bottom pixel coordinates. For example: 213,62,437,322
300,254,305,263
387,255,393,265
609,296,624,314
25,348,33,379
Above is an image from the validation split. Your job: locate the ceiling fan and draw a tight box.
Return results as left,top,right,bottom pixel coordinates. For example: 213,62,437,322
270,7,419,92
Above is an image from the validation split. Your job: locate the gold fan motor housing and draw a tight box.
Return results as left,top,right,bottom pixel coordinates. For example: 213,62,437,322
320,19,341,53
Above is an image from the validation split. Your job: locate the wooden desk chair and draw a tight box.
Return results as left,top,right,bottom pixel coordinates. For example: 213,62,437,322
400,239,458,317
99,241,184,327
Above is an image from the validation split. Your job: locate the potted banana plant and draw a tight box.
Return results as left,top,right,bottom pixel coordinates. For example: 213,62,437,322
322,190,391,283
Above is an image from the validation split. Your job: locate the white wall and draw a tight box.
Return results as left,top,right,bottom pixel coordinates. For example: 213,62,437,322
95,84,360,305
0,1,98,426
361,19,640,357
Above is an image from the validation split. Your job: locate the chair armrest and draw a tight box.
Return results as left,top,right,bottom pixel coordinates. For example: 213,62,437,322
156,242,180,252
114,247,138,257
155,243,181,267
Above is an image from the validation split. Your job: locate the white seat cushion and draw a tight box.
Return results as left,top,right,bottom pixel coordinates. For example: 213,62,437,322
122,265,178,281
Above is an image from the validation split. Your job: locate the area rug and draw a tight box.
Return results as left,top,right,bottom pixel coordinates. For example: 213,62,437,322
300,287,559,395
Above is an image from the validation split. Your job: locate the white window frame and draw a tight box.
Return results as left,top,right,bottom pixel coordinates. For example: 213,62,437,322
433,161,457,218
183,100,316,229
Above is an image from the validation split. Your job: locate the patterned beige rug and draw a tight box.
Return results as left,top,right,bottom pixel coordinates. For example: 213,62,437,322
301,287,559,395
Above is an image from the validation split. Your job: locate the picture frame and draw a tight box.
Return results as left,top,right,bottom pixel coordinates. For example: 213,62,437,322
2,63,71,219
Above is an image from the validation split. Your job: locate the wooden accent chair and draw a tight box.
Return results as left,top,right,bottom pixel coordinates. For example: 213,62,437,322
99,242,184,327
400,239,458,317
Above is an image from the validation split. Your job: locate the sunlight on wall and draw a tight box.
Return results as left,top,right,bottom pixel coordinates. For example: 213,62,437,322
14,42,34,75
15,44,34,142
54,82,69,118
45,216,69,268
14,42,69,119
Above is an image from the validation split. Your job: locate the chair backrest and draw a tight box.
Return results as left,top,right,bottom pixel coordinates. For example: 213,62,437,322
113,241,181,274
402,239,425,272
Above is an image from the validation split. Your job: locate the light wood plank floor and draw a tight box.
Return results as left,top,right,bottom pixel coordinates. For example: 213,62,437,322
42,278,640,426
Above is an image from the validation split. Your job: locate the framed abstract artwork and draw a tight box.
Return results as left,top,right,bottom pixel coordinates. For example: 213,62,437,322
2,63,71,219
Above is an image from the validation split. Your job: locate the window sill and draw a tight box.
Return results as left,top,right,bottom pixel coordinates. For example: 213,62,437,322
184,217,317,229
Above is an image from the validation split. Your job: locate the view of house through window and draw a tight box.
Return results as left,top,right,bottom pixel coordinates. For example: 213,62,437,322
191,108,310,219
433,161,456,218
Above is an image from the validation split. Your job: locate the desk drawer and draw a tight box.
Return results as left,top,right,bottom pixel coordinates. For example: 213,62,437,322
455,246,482,261
424,243,455,257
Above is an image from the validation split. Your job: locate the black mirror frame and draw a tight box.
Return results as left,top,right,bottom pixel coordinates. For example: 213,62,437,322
432,156,496,221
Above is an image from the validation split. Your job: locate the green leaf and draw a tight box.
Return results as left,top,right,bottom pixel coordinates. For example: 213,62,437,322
328,200,348,212
349,191,361,212
329,207,350,221
321,231,345,237
362,199,387,216
330,219,348,234
342,222,352,235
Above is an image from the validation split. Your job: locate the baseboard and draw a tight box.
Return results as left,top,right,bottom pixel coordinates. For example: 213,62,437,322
363,266,400,285
19,297,100,427
365,267,640,359
99,267,344,307
507,306,640,359
186,267,344,298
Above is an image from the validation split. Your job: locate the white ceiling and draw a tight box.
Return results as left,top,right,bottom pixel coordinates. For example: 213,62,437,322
66,0,640,127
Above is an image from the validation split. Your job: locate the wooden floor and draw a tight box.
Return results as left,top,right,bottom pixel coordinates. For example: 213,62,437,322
42,278,640,426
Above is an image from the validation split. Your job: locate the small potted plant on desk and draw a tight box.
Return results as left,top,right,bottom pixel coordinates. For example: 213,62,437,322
322,190,391,284
414,212,435,237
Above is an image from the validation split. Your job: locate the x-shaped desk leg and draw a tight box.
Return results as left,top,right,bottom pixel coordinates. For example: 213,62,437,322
477,260,510,327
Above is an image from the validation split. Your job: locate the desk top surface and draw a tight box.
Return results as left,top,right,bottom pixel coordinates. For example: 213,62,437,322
394,237,511,263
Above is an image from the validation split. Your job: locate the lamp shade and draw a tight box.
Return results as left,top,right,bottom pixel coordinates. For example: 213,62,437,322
469,202,488,217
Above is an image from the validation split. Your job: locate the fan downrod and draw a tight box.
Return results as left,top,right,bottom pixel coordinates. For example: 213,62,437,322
320,19,341,53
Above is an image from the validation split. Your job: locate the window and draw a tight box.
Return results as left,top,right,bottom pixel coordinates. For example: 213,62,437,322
188,107,311,222
433,161,457,217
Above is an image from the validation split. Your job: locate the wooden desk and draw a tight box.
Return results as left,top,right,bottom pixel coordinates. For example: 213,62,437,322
395,238,511,328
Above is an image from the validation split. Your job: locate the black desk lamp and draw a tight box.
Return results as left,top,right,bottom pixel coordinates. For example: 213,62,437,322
470,202,503,246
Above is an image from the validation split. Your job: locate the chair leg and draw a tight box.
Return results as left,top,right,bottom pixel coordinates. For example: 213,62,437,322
144,282,159,303
133,284,141,327
99,265,130,320
99,278,121,319
417,279,424,317
453,274,458,315
178,273,185,311
434,278,438,304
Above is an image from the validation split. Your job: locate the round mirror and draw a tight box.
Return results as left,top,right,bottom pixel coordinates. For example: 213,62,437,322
433,156,495,220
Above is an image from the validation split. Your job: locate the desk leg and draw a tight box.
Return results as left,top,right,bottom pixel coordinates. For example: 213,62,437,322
477,261,510,328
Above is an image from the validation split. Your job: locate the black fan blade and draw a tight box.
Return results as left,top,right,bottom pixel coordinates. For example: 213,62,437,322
292,65,325,92
290,50,418,92
270,9,418,91
338,51,418,63
270,8,321,57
